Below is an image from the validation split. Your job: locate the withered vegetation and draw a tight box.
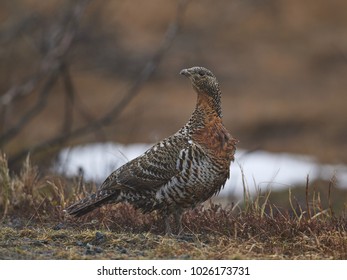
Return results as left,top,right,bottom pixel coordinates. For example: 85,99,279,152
0,153,346,260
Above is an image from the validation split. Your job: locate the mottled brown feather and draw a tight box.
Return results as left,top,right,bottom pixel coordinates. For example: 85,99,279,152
65,66,238,234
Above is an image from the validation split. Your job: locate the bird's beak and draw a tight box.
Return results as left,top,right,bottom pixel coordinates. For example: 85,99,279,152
180,68,192,77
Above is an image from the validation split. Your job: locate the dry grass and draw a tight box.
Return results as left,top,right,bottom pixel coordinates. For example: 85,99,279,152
0,153,346,259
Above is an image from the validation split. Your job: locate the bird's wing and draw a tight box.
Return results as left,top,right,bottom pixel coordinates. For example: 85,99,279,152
99,135,195,191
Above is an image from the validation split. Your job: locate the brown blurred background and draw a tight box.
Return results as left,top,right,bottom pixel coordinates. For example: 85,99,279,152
1,0,347,169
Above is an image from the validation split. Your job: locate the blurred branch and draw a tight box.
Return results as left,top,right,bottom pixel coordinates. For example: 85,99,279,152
8,0,189,166
60,63,75,134
0,71,60,146
0,0,90,146
0,0,89,107
60,62,105,140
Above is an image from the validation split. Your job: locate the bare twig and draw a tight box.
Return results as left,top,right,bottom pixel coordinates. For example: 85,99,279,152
0,0,90,146
60,63,75,134
8,0,189,166
0,71,60,147
60,62,103,136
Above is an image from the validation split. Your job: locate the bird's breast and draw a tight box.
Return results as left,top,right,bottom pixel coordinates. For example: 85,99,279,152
192,118,237,162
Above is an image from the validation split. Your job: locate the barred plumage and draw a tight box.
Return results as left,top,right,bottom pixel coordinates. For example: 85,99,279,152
65,66,238,234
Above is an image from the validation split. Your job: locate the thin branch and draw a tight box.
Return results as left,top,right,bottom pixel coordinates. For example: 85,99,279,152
8,0,189,166
60,62,107,141
0,1,89,107
0,0,91,147
60,63,75,134
0,75,42,107
0,71,60,146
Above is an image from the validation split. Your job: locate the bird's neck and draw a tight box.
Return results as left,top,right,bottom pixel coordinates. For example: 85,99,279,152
196,91,222,117
187,91,223,132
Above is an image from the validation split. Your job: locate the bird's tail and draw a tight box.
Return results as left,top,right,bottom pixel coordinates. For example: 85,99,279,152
65,189,120,217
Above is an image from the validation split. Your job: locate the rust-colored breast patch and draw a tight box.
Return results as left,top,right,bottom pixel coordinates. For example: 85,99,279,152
193,117,237,162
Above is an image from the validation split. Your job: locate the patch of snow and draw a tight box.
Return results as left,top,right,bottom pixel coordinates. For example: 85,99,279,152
54,142,347,197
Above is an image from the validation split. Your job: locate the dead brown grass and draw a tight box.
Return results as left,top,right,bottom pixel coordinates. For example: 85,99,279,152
0,153,346,259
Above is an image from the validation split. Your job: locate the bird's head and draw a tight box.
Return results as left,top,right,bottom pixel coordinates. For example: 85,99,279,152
180,66,219,93
180,66,222,116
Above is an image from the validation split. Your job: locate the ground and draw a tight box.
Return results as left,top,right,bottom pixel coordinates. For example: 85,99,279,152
1,205,346,260
0,154,346,260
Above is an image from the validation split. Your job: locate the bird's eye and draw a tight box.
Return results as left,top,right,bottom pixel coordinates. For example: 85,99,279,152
198,71,205,76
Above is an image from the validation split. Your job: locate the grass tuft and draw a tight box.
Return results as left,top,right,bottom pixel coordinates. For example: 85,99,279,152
0,153,346,259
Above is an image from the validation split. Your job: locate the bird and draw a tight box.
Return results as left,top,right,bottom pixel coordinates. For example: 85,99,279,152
65,66,238,235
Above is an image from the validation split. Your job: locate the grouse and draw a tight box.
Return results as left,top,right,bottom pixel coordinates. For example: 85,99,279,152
65,66,238,234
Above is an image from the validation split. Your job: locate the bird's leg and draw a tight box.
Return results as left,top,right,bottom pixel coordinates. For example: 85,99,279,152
165,218,172,236
164,209,183,236
174,208,183,235
164,214,172,236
